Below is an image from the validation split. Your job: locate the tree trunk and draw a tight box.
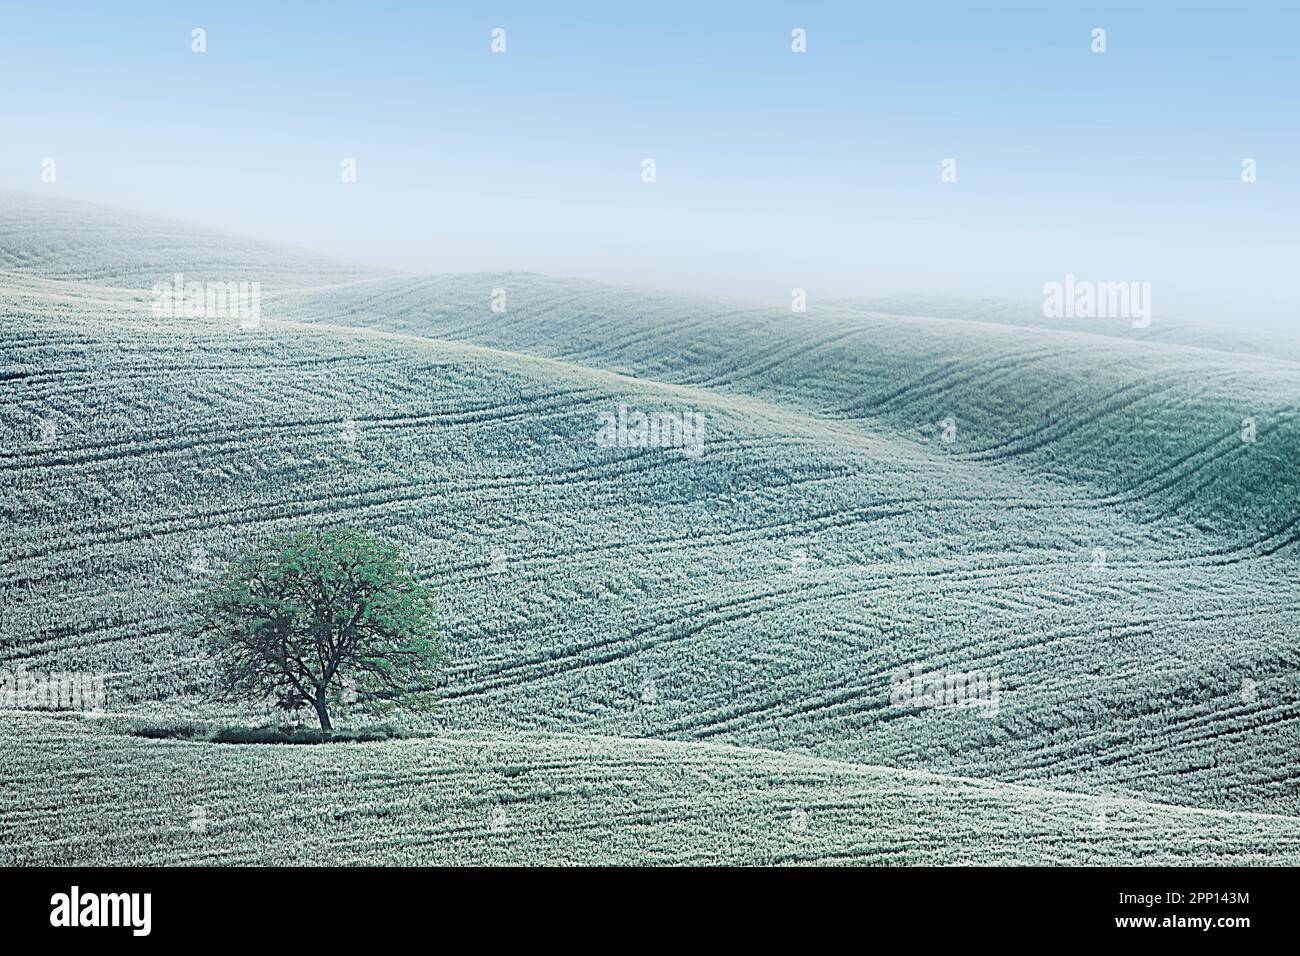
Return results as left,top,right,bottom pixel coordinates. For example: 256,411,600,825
313,695,333,731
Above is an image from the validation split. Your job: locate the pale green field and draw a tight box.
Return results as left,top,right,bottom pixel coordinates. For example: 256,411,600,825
2,194,1298,863
4,713,1299,866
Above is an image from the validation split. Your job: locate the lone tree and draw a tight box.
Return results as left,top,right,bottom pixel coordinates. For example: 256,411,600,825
194,528,440,730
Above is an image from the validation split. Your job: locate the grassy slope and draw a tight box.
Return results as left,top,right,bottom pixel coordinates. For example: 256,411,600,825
3,196,1299,862
271,275,1300,813
0,191,387,289
3,713,1298,866
270,272,1300,542
821,294,1300,363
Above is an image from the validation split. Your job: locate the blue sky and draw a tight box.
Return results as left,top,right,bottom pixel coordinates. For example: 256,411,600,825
2,1,1297,325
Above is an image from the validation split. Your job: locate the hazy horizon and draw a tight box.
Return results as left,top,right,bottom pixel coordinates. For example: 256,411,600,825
3,1,1298,330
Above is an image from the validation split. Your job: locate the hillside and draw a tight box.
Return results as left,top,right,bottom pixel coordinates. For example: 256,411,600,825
2,195,1298,863
0,191,387,289
267,272,1300,546
3,713,1297,866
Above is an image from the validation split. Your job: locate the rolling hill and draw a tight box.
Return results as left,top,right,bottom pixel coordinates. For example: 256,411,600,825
2,193,1298,863
4,712,1299,866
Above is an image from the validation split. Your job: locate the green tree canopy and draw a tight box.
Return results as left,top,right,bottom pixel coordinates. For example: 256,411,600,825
194,528,440,730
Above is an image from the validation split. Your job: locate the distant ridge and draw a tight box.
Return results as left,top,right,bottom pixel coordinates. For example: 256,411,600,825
0,191,392,289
